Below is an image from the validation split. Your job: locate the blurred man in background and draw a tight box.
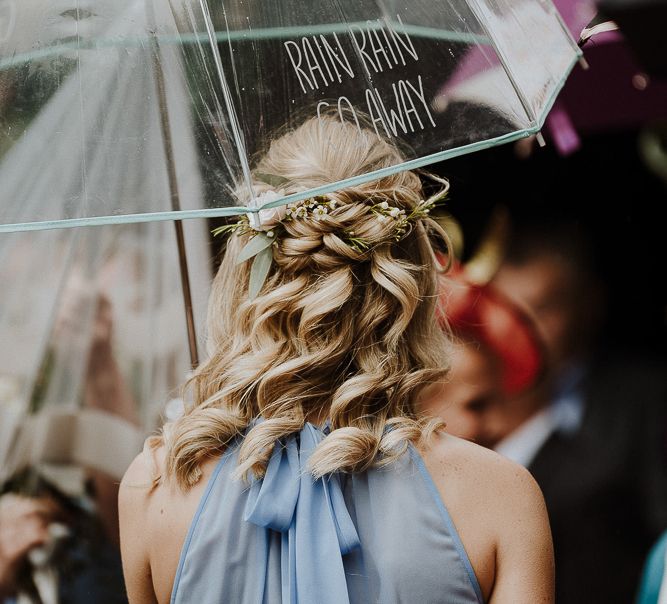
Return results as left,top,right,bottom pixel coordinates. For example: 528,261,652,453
491,221,667,604
422,258,544,451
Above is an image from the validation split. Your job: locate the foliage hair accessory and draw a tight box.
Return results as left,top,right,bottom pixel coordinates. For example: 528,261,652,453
212,176,448,300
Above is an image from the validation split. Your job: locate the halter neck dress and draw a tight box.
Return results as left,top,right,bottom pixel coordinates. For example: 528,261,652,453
170,423,484,604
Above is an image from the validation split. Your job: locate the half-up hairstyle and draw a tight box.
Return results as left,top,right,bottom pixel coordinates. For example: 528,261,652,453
159,114,452,489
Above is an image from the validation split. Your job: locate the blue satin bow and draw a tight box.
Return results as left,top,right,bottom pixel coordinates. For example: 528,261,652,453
243,423,361,604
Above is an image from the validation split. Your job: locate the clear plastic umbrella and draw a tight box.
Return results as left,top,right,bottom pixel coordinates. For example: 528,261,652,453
0,0,581,232
0,0,581,466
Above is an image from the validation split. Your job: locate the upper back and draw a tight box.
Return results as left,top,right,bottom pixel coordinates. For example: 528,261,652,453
120,430,551,604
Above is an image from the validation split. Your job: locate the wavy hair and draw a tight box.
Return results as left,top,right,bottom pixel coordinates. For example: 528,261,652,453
158,115,452,489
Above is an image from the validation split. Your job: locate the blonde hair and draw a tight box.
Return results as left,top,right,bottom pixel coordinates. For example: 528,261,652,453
160,115,452,489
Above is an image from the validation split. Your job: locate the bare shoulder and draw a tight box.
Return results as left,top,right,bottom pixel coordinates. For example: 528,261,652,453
418,433,553,603
119,442,166,531
118,443,165,604
120,444,162,495
119,442,222,604
420,431,544,513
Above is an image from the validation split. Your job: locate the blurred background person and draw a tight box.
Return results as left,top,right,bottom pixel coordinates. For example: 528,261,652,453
490,220,667,604
0,476,126,604
423,2,667,597
0,294,132,604
491,222,603,466
0,494,61,603
421,258,544,450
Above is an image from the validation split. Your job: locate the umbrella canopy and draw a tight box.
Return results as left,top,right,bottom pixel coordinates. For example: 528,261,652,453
437,0,667,155
434,0,584,133
0,0,580,232
0,219,211,486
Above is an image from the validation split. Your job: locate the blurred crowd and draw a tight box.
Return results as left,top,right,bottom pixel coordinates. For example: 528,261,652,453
428,215,667,603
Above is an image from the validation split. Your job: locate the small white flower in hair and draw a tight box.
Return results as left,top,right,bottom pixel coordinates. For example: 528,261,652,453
313,205,328,220
389,207,403,219
247,189,287,231
380,201,389,210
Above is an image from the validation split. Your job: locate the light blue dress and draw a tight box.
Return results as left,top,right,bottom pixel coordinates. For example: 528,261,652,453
170,423,484,604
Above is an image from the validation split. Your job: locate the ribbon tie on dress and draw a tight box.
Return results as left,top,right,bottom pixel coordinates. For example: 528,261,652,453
243,422,361,603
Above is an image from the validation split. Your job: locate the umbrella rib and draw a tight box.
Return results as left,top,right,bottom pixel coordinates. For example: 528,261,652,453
75,8,90,221
150,28,200,369
465,0,537,127
0,23,493,71
0,126,553,233
197,0,254,195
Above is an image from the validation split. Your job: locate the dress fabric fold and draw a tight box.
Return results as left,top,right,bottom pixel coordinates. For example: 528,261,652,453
170,422,484,604
243,423,361,603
